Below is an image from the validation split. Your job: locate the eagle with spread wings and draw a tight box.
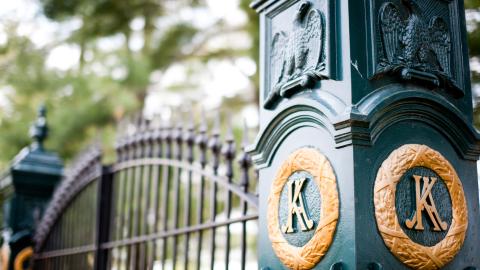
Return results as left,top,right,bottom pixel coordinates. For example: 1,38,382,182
265,1,325,108
376,0,460,95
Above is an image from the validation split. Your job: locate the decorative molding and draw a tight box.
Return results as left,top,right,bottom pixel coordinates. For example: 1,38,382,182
250,0,270,11
374,144,467,269
334,87,480,159
247,96,345,168
373,0,462,97
268,148,338,269
248,88,480,171
264,1,327,109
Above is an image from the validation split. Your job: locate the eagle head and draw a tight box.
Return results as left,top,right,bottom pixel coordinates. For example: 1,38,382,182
401,0,421,13
295,1,311,22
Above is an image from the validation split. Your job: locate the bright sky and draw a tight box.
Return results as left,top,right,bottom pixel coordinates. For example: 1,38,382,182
0,0,259,127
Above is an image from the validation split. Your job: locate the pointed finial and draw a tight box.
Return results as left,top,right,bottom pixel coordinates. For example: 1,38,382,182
29,104,49,150
238,118,252,188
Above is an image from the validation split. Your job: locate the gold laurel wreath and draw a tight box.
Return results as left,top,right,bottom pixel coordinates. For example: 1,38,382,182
374,144,468,270
267,148,339,270
14,247,33,270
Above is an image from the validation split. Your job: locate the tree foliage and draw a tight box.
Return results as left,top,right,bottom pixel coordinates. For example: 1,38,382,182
0,0,259,167
466,0,480,126
0,26,138,166
1,0,475,168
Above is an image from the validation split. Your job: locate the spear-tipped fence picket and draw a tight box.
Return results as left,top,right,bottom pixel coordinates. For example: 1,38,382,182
33,111,258,270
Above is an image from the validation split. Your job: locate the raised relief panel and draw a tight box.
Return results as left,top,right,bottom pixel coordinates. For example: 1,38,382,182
268,148,339,270
264,0,335,109
374,144,468,269
404,174,449,233
370,0,464,97
281,177,315,234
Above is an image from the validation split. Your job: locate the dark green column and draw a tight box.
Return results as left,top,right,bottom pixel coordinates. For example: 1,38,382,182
0,106,63,270
249,0,480,269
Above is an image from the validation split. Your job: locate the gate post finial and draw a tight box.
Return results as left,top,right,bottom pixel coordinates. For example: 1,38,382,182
29,105,48,150
0,105,63,270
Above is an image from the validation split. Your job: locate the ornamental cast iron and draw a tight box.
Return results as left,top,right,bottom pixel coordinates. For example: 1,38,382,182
281,177,314,234
251,0,480,269
265,0,326,109
267,148,338,270
404,174,448,232
374,144,467,269
0,105,63,270
32,111,258,270
374,0,461,96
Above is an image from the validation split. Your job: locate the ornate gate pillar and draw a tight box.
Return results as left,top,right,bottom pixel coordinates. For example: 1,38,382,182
248,0,480,269
0,106,63,270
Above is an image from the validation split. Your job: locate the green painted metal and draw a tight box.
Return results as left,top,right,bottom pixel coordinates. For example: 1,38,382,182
249,0,480,269
0,105,63,270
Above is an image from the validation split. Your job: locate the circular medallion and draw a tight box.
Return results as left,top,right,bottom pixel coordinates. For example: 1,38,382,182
14,247,32,270
268,148,339,270
374,144,468,269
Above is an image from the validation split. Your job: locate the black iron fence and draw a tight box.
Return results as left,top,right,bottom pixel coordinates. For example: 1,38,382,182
33,113,258,270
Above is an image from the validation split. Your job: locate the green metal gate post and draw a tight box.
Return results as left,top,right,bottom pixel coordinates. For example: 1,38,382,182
0,106,63,270
249,0,480,269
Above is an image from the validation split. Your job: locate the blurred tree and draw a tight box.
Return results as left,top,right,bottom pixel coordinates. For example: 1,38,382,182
240,0,260,105
0,26,138,166
466,1,480,126
466,1,480,57
0,0,260,167
37,0,259,104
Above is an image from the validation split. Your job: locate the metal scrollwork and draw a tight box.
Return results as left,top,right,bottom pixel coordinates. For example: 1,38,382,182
375,0,461,97
265,1,326,109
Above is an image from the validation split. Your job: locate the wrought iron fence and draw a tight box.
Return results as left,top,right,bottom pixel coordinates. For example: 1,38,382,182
34,145,102,269
33,112,258,270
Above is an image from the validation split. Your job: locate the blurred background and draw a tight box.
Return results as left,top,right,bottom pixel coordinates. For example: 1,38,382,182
0,0,478,167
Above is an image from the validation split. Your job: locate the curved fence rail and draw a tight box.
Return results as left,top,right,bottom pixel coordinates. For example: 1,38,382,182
34,145,102,269
33,113,258,270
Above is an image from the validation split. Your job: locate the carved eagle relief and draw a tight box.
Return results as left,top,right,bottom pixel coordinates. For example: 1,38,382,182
265,1,326,109
376,0,461,96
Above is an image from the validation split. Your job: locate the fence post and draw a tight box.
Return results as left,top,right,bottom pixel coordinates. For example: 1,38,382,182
94,165,113,270
249,0,480,269
0,105,63,270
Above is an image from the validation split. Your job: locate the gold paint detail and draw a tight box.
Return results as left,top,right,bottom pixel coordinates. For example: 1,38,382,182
268,148,339,270
374,144,468,270
405,175,447,232
14,247,33,270
281,177,314,234
1,244,10,270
